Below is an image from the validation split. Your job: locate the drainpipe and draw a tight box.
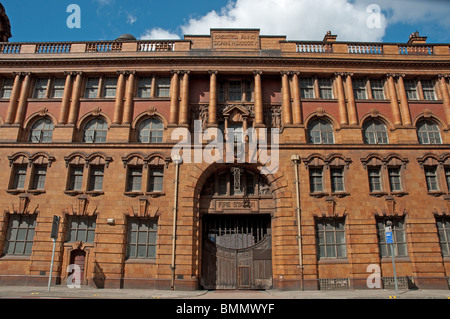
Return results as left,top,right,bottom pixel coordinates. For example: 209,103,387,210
291,155,303,290
171,155,182,290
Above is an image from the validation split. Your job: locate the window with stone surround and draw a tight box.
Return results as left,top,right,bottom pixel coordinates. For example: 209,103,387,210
11,164,27,190
318,77,334,99
83,117,108,143
137,117,164,143
66,215,97,243
218,79,253,103
30,164,47,191
445,167,450,192
315,217,347,259
29,117,54,143
424,166,439,192
0,77,14,99
376,217,408,257
126,166,143,192
148,166,164,193
421,79,437,101
155,77,171,97
2,214,37,257
363,118,389,145
84,76,117,99
33,77,65,99
126,217,158,259
308,118,335,144
88,165,104,192
436,216,450,257
300,77,315,99
353,78,367,100
417,119,442,145
67,165,84,191
368,167,382,192
309,167,324,193
404,79,418,100
370,78,385,100
388,167,402,192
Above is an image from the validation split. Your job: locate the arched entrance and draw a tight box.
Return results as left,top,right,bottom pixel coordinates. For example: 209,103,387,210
199,166,274,290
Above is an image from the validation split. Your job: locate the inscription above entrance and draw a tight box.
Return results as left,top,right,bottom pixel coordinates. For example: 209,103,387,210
211,29,260,51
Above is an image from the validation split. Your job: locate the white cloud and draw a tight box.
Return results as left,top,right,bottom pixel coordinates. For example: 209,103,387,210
140,28,181,40
127,13,137,25
140,0,388,42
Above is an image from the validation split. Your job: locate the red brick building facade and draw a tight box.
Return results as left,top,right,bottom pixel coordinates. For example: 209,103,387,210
0,12,449,290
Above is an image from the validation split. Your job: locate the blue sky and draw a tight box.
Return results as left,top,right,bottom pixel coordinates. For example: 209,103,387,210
2,0,450,43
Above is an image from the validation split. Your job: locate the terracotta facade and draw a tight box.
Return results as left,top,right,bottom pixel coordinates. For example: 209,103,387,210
0,27,449,290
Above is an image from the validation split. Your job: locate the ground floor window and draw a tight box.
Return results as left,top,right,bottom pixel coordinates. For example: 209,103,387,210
65,215,97,243
376,217,408,257
2,214,37,256
436,216,450,257
315,217,347,259
126,217,158,259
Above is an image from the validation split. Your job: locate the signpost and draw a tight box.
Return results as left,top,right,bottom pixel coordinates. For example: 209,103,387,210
385,222,399,294
48,216,60,292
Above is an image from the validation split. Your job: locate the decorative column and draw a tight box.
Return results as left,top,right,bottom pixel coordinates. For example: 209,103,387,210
59,72,74,124
281,71,293,126
396,74,412,126
345,73,358,126
335,73,348,125
14,73,31,125
254,70,264,127
68,72,83,125
5,72,22,124
113,71,127,124
438,74,450,126
208,70,218,127
179,71,190,126
169,71,180,125
291,72,303,125
123,71,136,125
386,74,402,126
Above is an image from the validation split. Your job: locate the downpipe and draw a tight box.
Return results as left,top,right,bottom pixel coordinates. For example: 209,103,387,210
171,155,182,290
291,155,303,290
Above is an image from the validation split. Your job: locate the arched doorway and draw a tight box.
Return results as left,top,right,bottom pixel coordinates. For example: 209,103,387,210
199,166,274,290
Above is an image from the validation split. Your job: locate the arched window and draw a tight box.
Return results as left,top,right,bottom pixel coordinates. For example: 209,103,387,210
417,119,442,144
29,117,54,143
137,118,164,143
83,117,108,143
308,118,334,144
363,119,389,144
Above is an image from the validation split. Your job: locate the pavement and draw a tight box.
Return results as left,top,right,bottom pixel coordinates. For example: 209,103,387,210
0,285,449,299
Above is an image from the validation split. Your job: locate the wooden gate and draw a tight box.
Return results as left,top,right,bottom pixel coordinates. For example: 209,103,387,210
201,214,272,290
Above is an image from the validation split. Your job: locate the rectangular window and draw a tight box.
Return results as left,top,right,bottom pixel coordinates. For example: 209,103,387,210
31,165,47,190
404,79,418,100
148,166,164,192
102,77,117,98
127,166,143,192
3,214,37,256
137,77,152,98
353,79,367,100
330,167,345,193
126,217,158,259
421,80,436,101
50,78,66,98
33,78,49,98
388,167,402,192
316,218,346,259
12,165,27,190
436,216,450,257
88,166,104,191
424,166,439,191
318,78,333,99
445,167,450,192
376,217,408,257
370,79,385,100
156,77,171,97
85,77,99,98
66,216,97,243
228,81,242,101
68,165,84,191
1,78,14,99
309,167,324,193
300,77,315,99
368,167,382,192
